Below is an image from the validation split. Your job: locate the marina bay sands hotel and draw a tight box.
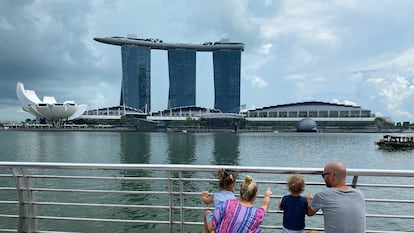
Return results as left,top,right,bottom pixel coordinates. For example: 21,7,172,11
94,36,244,113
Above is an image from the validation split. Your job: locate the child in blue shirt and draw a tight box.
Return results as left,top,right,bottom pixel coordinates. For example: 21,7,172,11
201,168,236,233
279,174,312,233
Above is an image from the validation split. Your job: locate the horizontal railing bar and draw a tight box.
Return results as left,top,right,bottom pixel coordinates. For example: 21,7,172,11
0,201,18,204
34,201,225,212
180,221,208,226
0,230,89,233
0,214,17,218
260,225,286,230
9,189,414,205
10,174,170,181
19,227,380,233
35,202,223,212
366,231,413,233
6,181,414,192
192,179,414,188
36,216,171,224
366,214,414,219
20,201,414,220
6,199,413,218
4,180,414,191
9,199,413,214
365,198,414,203
25,188,170,195
6,174,414,189
6,173,414,189
5,194,413,209
6,175,289,185
0,224,401,233
6,188,412,207
1,162,414,177
0,229,17,233
37,231,80,233
356,183,414,188
35,201,170,209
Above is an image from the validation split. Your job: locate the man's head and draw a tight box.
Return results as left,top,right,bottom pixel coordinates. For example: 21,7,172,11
322,161,347,187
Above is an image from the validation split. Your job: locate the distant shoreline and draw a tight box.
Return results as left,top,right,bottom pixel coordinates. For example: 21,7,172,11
0,127,137,132
0,126,407,134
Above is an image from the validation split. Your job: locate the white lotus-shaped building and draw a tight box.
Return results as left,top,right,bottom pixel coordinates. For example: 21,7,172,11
16,82,87,121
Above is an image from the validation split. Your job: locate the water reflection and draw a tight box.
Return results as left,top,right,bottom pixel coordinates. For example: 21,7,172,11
118,132,159,231
120,132,151,164
212,133,240,165
167,133,196,164
119,132,152,219
13,131,124,163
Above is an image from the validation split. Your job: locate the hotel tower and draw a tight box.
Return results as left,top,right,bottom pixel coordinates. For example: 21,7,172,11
94,36,244,113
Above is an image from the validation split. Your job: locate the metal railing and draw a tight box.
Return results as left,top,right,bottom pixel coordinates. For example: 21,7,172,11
0,162,413,233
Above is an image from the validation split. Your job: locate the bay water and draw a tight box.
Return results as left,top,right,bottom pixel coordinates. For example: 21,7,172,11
1,131,413,232
2,131,414,169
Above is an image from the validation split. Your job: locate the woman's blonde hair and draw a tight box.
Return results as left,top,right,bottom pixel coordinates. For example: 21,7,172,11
239,175,257,201
217,168,236,191
287,174,305,194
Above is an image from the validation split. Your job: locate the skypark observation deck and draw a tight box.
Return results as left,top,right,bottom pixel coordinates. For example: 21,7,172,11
93,37,245,51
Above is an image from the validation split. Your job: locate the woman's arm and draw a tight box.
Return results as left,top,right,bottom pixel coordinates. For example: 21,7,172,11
260,187,272,212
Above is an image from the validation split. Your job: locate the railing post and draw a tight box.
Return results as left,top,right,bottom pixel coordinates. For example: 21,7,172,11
352,175,359,188
168,172,173,233
12,168,38,233
178,171,184,233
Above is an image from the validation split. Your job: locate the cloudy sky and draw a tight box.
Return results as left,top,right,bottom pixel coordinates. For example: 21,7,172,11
1,0,414,123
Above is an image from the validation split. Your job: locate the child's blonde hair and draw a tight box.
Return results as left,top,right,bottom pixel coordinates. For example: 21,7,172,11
287,174,305,194
239,175,257,201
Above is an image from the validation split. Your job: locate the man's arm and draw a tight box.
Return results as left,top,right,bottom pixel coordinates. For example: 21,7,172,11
307,206,317,216
304,194,316,216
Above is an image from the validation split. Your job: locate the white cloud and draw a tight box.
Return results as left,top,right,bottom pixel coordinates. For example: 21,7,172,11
290,47,320,68
331,99,358,106
259,3,340,47
364,47,414,73
360,72,414,120
284,74,305,81
259,43,273,55
284,73,326,85
249,76,267,88
2,0,414,123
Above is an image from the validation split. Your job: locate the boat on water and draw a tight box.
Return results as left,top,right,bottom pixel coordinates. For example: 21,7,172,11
375,135,414,149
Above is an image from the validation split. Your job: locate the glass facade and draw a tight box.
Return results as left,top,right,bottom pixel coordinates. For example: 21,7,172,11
245,102,374,119
120,45,151,112
213,50,242,113
116,44,242,113
167,49,196,108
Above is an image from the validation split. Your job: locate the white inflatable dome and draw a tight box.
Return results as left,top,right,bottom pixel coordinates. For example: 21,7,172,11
16,82,87,121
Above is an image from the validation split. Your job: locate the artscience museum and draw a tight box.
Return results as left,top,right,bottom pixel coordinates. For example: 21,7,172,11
16,82,87,121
